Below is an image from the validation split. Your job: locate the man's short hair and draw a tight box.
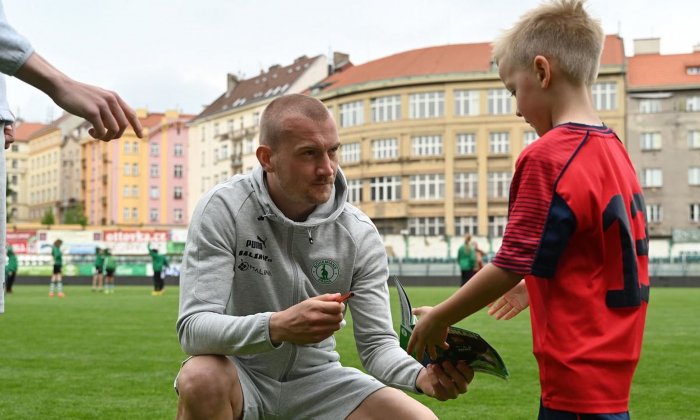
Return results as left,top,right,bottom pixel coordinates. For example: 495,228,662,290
259,94,331,148
492,0,604,86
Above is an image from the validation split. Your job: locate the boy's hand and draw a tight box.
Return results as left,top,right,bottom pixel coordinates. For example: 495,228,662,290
487,279,529,320
407,306,449,361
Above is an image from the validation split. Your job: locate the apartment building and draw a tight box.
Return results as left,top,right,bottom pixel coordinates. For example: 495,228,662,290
187,54,336,217
626,38,700,238
27,123,62,221
82,109,192,226
311,36,626,236
8,121,46,222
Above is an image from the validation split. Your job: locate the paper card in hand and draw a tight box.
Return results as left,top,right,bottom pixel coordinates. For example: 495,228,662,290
393,277,510,380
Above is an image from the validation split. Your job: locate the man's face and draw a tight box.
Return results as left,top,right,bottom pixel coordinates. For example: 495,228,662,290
499,57,551,137
267,115,340,218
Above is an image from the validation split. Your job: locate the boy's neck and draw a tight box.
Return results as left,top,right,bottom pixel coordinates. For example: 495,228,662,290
550,82,603,127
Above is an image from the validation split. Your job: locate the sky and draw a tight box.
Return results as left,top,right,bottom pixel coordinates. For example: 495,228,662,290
4,0,700,123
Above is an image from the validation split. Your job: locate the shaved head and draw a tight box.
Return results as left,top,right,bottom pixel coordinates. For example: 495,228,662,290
259,94,332,148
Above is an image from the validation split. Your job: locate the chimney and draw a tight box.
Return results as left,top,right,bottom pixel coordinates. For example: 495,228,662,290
268,64,281,72
294,55,308,63
227,73,239,91
634,38,660,55
333,52,350,68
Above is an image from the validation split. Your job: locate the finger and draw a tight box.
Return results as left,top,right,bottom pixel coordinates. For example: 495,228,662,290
117,95,143,138
412,306,433,317
431,364,459,399
487,297,507,315
456,361,475,384
440,362,468,394
87,108,107,140
98,103,120,141
107,93,130,140
501,306,521,320
427,344,438,361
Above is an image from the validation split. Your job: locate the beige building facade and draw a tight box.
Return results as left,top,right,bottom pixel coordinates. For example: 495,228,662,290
313,38,626,237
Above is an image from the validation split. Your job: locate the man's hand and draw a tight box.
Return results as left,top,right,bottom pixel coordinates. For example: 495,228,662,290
407,306,449,362
269,294,346,345
416,361,474,401
487,279,529,320
52,78,143,141
4,122,14,149
14,53,143,141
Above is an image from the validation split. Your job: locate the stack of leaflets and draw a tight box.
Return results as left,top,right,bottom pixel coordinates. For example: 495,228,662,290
393,277,510,380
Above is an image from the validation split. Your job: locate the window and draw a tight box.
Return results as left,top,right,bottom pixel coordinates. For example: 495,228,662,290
454,89,480,116
409,91,444,119
488,216,508,237
174,186,183,199
370,176,402,201
411,135,442,156
150,164,159,177
524,131,538,146
592,82,617,110
244,138,255,154
339,100,364,127
372,138,398,160
641,168,662,187
253,112,260,126
456,133,476,156
150,142,159,156
489,132,510,154
132,208,138,220
132,142,139,153
347,179,362,204
409,217,445,235
689,167,700,185
213,122,220,136
488,171,512,198
221,145,229,159
371,95,401,122
488,89,511,115
174,165,183,178
123,207,130,220
687,96,700,111
132,185,138,197
123,164,131,176
131,163,139,176
690,203,700,222
340,142,361,164
454,172,478,199
174,143,183,156
639,99,661,113
646,204,662,223
640,132,662,151
689,130,700,149
201,126,206,141
455,216,478,236
11,144,18,152
687,66,700,75
410,174,444,200
150,208,159,222
150,186,159,199
124,142,130,154
123,185,130,197
174,208,183,222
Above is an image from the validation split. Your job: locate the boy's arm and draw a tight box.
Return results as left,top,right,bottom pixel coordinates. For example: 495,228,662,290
408,263,522,360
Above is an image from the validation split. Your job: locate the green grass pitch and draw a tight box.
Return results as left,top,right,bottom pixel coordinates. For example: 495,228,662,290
0,285,698,419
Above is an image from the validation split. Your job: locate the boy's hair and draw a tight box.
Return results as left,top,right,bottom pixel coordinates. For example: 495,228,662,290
492,0,604,86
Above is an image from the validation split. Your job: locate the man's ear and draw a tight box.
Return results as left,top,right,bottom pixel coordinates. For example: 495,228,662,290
256,145,274,172
533,55,551,88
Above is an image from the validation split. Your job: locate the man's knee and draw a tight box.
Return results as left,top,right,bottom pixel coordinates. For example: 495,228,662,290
177,356,238,402
349,387,437,420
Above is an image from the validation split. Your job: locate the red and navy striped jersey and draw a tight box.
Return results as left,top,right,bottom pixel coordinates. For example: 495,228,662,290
493,123,649,413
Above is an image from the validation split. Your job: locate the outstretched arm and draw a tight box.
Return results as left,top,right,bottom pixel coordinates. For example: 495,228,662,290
14,53,143,141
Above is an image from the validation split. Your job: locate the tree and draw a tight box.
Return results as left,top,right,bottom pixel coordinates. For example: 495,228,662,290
41,208,55,226
63,203,88,227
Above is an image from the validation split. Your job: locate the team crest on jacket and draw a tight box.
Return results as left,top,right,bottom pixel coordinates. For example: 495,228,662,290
312,259,339,284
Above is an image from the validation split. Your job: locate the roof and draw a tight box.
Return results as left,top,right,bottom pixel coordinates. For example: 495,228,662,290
628,51,700,89
194,55,324,121
13,122,48,142
314,35,625,94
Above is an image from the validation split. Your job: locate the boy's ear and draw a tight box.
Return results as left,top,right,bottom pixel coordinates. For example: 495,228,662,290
533,55,551,88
